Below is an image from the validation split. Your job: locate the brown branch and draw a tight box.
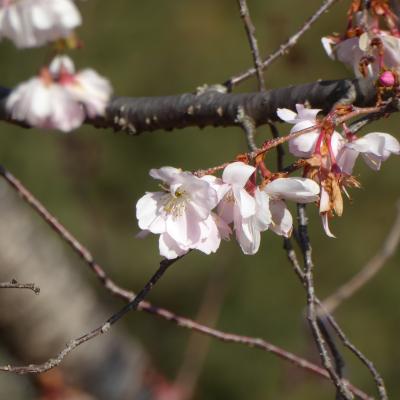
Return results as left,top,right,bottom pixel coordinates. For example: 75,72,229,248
0,166,371,399
237,0,266,91
297,204,354,399
0,256,179,374
225,0,340,89
286,231,387,400
317,301,388,400
0,279,40,294
322,200,400,314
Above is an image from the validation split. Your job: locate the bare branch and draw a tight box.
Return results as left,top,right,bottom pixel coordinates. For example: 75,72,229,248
0,166,372,399
297,204,354,399
287,224,388,400
0,279,40,294
0,256,179,374
237,0,266,91
225,0,339,89
322,200,400,314
317,301,388,400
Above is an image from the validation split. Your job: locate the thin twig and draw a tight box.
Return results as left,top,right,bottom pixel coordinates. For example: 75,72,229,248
0,167,371,398
290,211,387,400
322,200,400,314
0,279,40,294
225,0,339,89
297,204,354,399
237,0,266,91
317,301,388,400
0,256,179,374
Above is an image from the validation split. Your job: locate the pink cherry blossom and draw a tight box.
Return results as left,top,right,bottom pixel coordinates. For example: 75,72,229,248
0,0,81,48
136,167,224,259
322,31,400,78
50,56,113,118
277,104,343,159
336,132,400,174
6,72,84,132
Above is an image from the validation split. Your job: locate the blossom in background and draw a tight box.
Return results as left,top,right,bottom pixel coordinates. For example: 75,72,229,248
136,167,225,259
6,71,84,132
6,56,113,132
336,132,400,174
50,55,113,118
0,0,81,48
321,32,400,78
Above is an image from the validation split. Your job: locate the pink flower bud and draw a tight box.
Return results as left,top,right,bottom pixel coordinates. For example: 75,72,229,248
379,71,396,87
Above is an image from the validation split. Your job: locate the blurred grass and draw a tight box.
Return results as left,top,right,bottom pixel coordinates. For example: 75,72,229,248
0,0,399,399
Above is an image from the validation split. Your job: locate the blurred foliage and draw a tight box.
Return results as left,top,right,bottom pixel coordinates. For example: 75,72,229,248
0,0,399,399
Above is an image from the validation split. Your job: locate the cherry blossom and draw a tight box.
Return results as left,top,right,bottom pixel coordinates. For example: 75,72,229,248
0,0,82,49
216,162,266,255
321,31,400,78
136,167,225,259
6,70,84,132
263,178,320,237
336,132,400,174
277,104,344,159
50,55,113,118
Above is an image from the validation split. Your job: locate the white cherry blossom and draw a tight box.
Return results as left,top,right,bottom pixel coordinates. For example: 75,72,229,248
216,162,268,255
6,72,84,132
337,132,400,174
264,178,320,237
136,167,224,259
0,0,82,48
277,104,343,159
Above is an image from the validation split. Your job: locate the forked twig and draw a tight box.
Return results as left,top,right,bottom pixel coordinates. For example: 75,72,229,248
0,256,179,374
225,0,339,88
0,166,371,399
237,0,266,91
297,204,354,400
0,279,40,294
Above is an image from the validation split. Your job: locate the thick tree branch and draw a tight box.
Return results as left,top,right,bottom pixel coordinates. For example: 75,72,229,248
0,78,378,135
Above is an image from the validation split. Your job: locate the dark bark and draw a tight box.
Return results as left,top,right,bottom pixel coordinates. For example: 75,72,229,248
0,78,377,135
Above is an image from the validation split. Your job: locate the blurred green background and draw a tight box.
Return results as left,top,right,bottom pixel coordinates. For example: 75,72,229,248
0,0,399,398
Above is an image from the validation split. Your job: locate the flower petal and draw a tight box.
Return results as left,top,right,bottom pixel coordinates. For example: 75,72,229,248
264,178,320,203
277,107,297,123
136,192,167,233
269,199,293,238
321,213,336,238
222,162,255,188
150,167,182,183
159,233,188,259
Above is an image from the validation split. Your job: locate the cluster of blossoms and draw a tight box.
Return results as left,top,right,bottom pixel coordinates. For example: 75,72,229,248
0,0,112,132
321,0,400,83
136,163,320,259
136,103,400,258
278,104,400,236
